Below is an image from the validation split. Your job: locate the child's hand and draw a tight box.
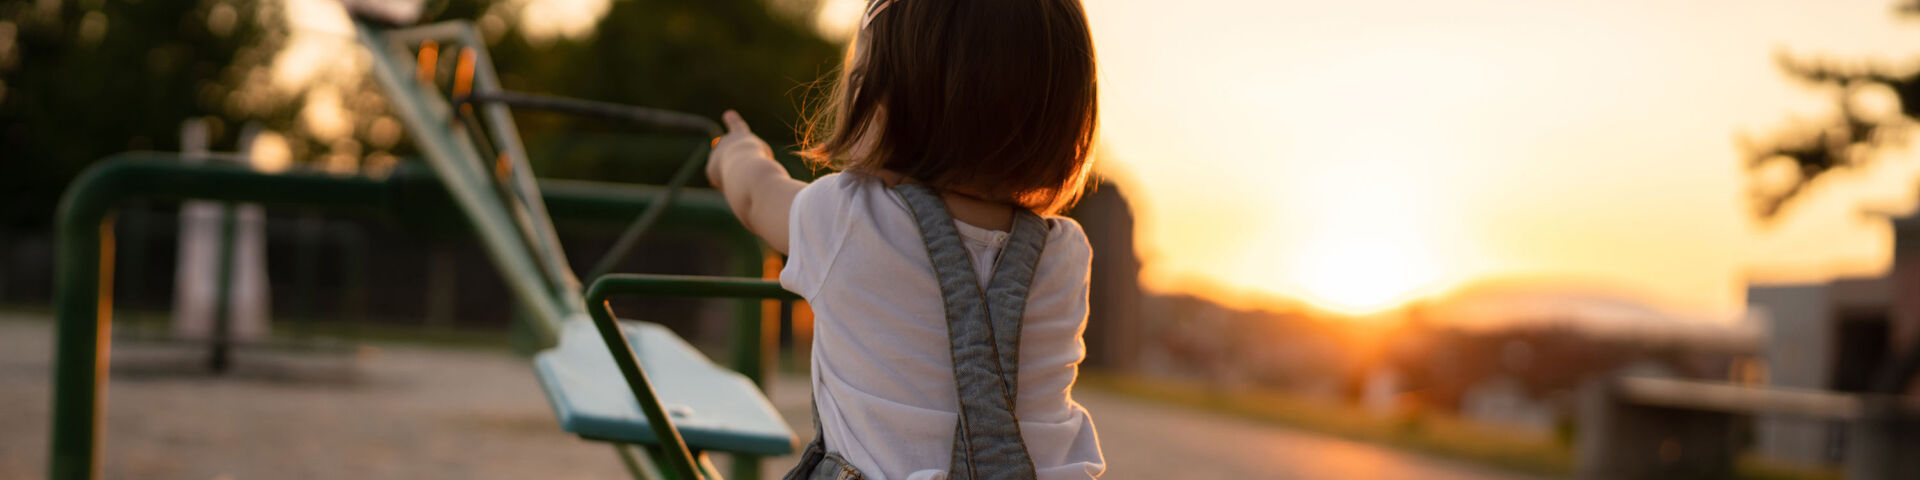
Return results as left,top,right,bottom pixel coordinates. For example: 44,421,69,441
707,110,775,191
704,109,806,255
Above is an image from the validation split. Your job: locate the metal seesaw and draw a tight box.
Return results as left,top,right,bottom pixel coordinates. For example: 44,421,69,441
47,7,800,480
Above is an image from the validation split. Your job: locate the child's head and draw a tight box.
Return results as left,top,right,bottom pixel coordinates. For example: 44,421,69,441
802,0,1098,214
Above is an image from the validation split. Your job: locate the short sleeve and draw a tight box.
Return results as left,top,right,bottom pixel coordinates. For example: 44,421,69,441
780,173,851,299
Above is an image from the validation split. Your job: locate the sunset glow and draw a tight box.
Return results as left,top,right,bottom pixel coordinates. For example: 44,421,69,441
1070,0,1920,318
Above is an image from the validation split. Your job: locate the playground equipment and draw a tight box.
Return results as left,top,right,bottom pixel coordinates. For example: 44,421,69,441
48,16,798,480
1577,376,1920,480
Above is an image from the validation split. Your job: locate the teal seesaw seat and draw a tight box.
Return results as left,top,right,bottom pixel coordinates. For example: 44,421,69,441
536,319,795,456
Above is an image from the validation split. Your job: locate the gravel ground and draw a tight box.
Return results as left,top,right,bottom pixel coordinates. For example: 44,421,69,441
2,314,1544,479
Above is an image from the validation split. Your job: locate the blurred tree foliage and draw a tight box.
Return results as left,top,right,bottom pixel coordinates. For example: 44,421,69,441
1746,0,1920,219
442,0,840,185
0,0,276,227
0,0,842,228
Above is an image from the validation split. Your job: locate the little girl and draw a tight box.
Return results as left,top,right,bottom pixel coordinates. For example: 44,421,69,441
705,0,1104,478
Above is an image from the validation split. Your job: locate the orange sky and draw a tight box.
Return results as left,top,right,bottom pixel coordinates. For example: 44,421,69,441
1039,0,1920,318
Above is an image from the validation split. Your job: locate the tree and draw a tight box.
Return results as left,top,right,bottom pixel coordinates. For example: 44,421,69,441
0,0,277,227
1745,0,1920,394
1746,1,1920,219
464,0,840,183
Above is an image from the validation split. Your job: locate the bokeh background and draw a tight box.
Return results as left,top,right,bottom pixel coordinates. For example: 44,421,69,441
5,0,1920,478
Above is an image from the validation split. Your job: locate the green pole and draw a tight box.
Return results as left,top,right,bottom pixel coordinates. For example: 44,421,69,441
117,203,148,330
339,228,369,328
208,203,238,373
585,273,797,480
587,282,704,480
49,208,110,480
729,236,769,388
293,213,322,334
728,236,767,480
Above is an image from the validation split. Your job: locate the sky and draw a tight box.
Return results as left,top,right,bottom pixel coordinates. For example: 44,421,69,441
1044,0,1920,318
278,0,1920,320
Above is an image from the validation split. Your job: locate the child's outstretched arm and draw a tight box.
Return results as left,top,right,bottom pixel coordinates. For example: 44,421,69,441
707,110,806,254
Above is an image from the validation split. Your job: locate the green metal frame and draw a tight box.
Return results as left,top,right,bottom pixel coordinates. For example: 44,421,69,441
48,155,779,479
355,20,582,336
50,17,790,480
52,156,420,479
585,274,800,480
360,18,785,480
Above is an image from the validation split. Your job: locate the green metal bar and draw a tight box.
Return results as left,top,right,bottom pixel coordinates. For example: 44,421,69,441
208,203,238,372
388,21,728,298
585,144,712,281
48,154,770,479
537,179,769,401
443,88,724,285
724,241,768,480
715,232,773,387
52,155,402,479
584,274,797,480
292,213,321,329
724,239,774,388
587,290,703,480
540,177,775,480
589,274,797,302
387,22,580,297
117,203,148,328
356,19,578,328
539,180,740,229
450,103,568,304
539,176,775,394
615,444,667,480
337,227,370,326
455,91,722,138
695,452,724,480
50,210,108,480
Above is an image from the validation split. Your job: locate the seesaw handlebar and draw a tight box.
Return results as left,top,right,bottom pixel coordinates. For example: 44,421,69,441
456,90,723,138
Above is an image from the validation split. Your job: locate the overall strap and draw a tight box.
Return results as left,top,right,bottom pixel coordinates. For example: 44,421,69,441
893,184,1044,480
983,202,1050,406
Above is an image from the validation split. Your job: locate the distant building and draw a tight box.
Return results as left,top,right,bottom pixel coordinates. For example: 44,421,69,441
1068,179,1145,370
1460,375,1556,433
1392,321,1716,431
1746,215,1920,466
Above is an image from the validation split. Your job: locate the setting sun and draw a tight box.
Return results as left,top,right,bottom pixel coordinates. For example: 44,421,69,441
1295,235,1441,315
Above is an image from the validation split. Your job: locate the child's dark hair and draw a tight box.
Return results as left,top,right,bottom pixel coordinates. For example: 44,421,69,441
801,0,1099,215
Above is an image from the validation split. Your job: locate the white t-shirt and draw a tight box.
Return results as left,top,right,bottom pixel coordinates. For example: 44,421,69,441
781,172,1105,480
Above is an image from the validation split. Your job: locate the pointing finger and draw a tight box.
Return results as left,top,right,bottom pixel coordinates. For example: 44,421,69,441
722,110,750,134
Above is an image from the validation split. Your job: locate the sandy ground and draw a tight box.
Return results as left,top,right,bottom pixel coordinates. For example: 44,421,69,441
1,314,1542,479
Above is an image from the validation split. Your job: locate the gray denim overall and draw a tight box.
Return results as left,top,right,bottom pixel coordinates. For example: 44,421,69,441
783,184,1046,480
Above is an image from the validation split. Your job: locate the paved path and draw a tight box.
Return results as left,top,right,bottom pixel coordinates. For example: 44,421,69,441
1,315,1545,479
1065,385,1543,479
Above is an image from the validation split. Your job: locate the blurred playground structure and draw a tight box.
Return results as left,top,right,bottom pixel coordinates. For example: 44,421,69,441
43,12,805,480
